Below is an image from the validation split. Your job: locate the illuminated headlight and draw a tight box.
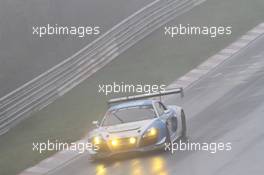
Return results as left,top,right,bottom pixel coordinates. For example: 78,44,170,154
143,128,158,138
92,136,102,145
129,137,137,144
90,136,110,152
111,139,119,146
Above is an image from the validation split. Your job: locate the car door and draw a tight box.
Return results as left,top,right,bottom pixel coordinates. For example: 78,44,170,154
154,102,177,136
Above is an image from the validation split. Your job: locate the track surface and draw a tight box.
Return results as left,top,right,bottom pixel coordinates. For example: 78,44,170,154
47,35,264,175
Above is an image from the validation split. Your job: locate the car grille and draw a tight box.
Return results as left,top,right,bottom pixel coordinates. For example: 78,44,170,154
97,142,110,152
110,137,137,151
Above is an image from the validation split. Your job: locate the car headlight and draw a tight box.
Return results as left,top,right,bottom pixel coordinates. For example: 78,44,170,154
129,137,137,144
143,128,158,138
92,136,103,145
111,139,119,146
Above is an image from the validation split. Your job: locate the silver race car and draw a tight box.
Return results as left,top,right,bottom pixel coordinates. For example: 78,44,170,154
88,88,187,159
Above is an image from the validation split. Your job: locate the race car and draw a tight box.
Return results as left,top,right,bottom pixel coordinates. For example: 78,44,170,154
88,88,187,159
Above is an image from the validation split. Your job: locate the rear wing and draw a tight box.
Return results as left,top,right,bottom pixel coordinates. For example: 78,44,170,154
108,88,183,105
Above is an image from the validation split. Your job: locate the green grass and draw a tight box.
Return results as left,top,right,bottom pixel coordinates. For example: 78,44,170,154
1,0,264,174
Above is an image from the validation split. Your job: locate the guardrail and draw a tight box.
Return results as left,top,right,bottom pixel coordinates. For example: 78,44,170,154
0,0,198,135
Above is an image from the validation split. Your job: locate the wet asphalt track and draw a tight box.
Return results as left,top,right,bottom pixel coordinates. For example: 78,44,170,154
47,35,264,175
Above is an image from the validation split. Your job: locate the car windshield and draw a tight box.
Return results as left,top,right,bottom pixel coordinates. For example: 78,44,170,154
102,105,156,126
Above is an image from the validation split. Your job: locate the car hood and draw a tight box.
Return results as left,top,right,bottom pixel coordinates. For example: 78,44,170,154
98,119,155,139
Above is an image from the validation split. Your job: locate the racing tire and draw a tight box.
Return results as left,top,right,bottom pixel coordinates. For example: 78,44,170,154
165,123,171,144
181,110,187,139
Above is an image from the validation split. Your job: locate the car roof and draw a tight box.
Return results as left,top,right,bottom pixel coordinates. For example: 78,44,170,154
109,99,156,111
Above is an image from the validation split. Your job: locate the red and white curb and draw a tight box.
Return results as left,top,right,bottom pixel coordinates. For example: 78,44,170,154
19,23,264,175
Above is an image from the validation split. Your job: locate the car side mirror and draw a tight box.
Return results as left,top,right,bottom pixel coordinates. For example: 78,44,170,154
164,109,170,114
92,120,99,127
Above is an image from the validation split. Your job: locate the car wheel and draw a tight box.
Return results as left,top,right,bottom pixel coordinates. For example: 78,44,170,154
165,123,171,144
171,117,178,132
181,110,187,139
